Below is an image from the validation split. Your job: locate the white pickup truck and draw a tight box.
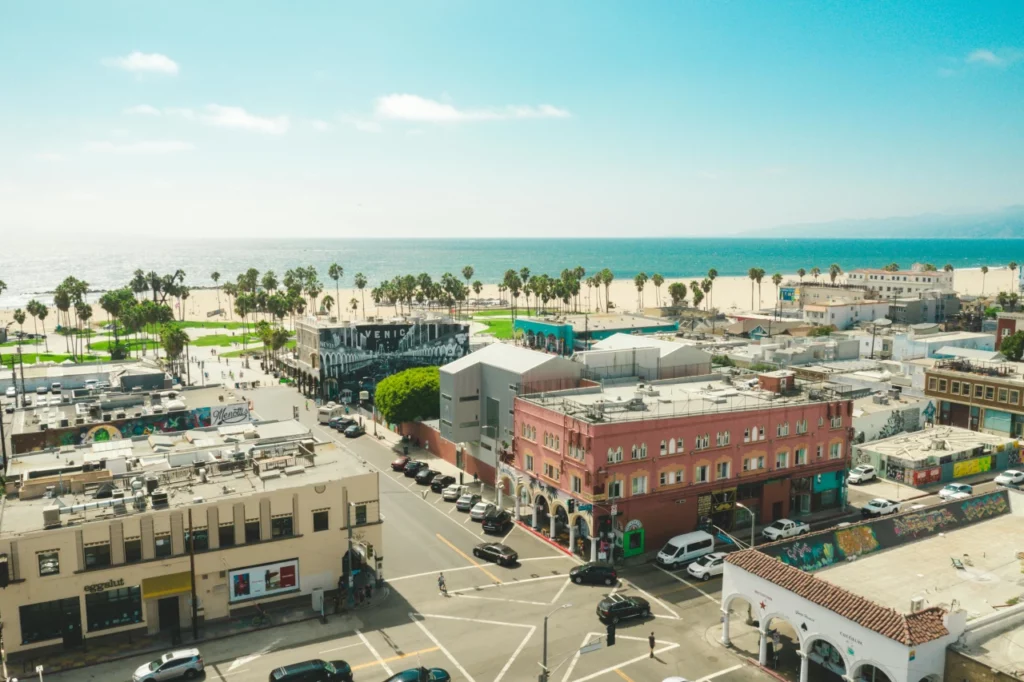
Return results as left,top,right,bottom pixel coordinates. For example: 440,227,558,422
762,519,810,541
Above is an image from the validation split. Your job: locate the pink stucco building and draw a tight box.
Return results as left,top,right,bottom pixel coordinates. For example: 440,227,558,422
501,371,853,561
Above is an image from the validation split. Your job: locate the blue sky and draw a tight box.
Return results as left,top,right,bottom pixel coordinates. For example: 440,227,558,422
2,1,1022,238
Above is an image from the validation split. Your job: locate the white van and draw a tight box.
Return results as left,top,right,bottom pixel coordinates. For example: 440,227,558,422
317,401,344,424
655,530,715,569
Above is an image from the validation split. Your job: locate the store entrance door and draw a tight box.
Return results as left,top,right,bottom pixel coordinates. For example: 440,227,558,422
158,596,180,632
61,598,82,649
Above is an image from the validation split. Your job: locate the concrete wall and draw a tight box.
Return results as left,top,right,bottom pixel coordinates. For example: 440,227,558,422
944,649,1022,682
406,420,496,485
853,398,931,443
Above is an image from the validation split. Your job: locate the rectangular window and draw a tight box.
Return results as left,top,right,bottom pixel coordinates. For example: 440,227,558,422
695,465,709,483
38,551,59,576
543,462,560,481
938,379,947,393
928,377,937,391
85,586,143,632
830,442,843,459
962,382,970,397
830,416,843,428
716,461,730,480
313,510,329,532
999,388,1009,403
84,543,111,569
19,598,80,645
759,426,766,441
744,428,750,443
716,431,730,446
185,528,209,552
245,520,261,544
571,475,581,493
354,504,367,525
271,515,294,538
796,420,807,434
124,538,142,563
660,440,667,455
986,386,995,401
608,481,622,499
951,381,960,395
660,471,670,486
154,534,172,558
631,476,648,495
776,452,789,469
1012,390,1020,405
219,523,236,548
525,454,534,470
607,448,623,464
777,422,789,437
816,445,823,458
974,384,984,398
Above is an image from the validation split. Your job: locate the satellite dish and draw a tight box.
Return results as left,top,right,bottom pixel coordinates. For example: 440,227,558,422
873,318,893,327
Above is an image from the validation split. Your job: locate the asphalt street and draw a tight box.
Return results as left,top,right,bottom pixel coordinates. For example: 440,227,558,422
47,385,774,682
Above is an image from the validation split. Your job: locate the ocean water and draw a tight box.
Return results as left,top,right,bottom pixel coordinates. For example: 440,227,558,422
0,237,1018,307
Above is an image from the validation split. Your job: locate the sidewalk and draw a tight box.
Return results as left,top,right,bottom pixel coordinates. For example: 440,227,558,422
6,588,386,677
850,469,1003,503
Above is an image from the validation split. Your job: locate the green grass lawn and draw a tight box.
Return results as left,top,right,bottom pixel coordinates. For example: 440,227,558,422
89,338,160,352
191,333,264,347
220,339,296,358
2,352,105,365
478,319,513,339
0,338,44,347
179,320,248,330
470,308,513,318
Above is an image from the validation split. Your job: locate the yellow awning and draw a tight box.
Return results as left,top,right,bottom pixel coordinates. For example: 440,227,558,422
142,571,192,600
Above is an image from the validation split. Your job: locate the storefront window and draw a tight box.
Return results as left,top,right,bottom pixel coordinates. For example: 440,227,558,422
19,598,79,644
124,538,142,563
271,516,293,538
154,534,172,558
38,551,59,576
313,510,329,532
245,520,261,543
219,524,236,548
84,543,111,569
85,586,143,632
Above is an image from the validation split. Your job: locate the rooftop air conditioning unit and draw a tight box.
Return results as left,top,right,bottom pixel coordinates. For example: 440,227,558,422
150,490,169,507
910,597,926,612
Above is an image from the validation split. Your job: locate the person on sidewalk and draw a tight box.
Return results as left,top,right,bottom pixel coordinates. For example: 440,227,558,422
649,632,655,658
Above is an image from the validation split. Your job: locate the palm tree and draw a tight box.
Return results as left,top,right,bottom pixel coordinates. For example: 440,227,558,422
810,266,821,283
689,281,704,309
982,265,989,294
321,294,335,315
76,301,92,358
25,299,41,342
472,280,483,305
211,271,221,313
306,277,323,315
748,268,758,309
37,304,49,352
772,273,783,314
755,268,766,307
668,282,687,307
349,297,359,318
700,278,712,310
882,263,900,272
943,263,954,273
1010,262,1018,292
633,272,648,310
328,263,343,316
159,323,190,380
797,268,806,283
519,267,531,314
828,263,842,284
130,269,148,301
600,269,614,312
461,266,474,315
707,268,718,309
651,273,665,306
354,273,368,317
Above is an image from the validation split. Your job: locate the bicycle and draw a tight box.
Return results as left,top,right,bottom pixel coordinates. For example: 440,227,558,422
251,603,270,628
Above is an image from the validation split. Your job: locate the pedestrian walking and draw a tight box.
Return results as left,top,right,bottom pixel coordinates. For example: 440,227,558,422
649,632,655,658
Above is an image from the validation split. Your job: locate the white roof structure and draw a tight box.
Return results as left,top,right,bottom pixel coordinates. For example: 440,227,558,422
441,342,564,374
590,332,700,358
931,346,1003,362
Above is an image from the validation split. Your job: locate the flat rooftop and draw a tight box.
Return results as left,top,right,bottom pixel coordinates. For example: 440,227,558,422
857,425,1012,462
518,314,677,333
520,375,841,423
0,422,372,538
852,393,926,416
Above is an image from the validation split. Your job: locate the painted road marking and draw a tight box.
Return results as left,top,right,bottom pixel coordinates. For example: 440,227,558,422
456,594,550,606
350,646,439,672
549,577,570,605
561,633,677,682
620,578,680,619
357,629,393,676
501,521,518,543
410,613,476,682
415,613,534,682
318,642,365,654
447,573,568,595
436,533,503,584
655,565,720,604
697,664,743,681
614,669,636,682
389,556,572,583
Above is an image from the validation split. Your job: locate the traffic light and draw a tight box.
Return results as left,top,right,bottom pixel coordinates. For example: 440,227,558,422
567,499,575,513
606,622,616,646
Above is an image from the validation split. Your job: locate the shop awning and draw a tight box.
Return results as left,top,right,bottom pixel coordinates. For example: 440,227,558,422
142,571,192,600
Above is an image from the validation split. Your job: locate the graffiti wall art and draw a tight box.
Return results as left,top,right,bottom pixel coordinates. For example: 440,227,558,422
892,508,957,538
779,539,837,571
961,492,1008,521
953,456,991,479
834,525,880,557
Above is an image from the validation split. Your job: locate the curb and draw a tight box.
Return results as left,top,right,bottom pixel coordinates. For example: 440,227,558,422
514,519,574,556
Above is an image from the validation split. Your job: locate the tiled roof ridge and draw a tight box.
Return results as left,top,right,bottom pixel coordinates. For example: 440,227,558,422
726,550,949,645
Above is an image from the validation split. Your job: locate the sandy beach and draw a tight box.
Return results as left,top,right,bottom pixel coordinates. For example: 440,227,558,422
0,266,1015,336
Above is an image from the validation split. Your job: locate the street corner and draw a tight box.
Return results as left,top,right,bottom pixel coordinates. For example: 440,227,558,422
448,572,572,605
406,611,536,682
554,630,680,682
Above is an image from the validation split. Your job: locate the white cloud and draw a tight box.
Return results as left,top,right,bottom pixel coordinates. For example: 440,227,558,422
310,119,333,132
103,51,179,75
124,104,161,116
965,48,1024,67
375,94,571,122
84,140,194,154
339,116,381,133
168,105,289,134
34,152,64,162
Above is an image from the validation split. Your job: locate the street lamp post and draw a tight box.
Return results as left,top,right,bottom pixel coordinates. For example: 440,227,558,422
540,603,572,682
735,502,755,549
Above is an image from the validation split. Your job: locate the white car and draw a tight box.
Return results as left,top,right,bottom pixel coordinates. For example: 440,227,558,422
847,465,877,484
861,498,901,518
4,387,15,399
938,483,973,500
686,552,727,581
995,470,1024,487
133,648,204,681
761,519,810,541
662,678,692,682
442,484,467,501
470,501,496,521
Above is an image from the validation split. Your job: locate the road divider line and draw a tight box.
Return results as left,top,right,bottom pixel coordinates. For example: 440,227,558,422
456,594,550,606
697,664,743,681
410,613,477,682
560,633,596,682
549,577,571,605
436,533,503,584
621,578,680,619
448,573,567,594
496,625,536,682
570,643,680,682
414,612,534,628
350,646,439,672
655,565,720,605
356,629,393,676
389,556,569,583
614,669,637,682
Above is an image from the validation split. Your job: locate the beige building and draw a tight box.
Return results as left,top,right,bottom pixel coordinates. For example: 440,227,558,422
0,420,381,655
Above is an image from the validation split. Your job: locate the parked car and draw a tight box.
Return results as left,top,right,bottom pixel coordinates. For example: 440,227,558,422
861,498,901,518
654,531,715,569
995,469,1024,487
133,648,204,682
686,552,728,582
596,594,650,624
383,668,451,682
473,542,519,566
391,455,410,471
269,658,353,682
50,382,62,393
403,461,427,477
415,468,440,485
569,562,617,586
481,509,512,534
343,424,364,438
470,501,496,521
35,385,47,395
4,387,15,398
847,465,877,484
938,483,973,500
430,475,457,493
761,519,810,542
442,484,468,501
456,493,482,512
329,417,354,431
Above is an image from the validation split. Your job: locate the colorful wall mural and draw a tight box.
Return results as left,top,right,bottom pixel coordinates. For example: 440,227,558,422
953,456,991,479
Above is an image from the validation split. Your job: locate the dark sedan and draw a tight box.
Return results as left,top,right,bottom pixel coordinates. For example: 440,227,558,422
403,461,428,477
328,417,354,431
383,668,451,682
415,469,440,485
472,542,518,566
481,510,512,534
391,456,410,471
570,562,617,586
269,658,352,682
430,475,457,493
343,424,364,438
596,594,650,624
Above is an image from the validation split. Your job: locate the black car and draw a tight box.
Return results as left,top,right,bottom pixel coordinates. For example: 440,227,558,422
269,658,353,682
596,594,650,624
328,417,354,431
343,424,364,438
430,475,457,493
403,461,427,477
570,562,617,586
383,668,451,682
472,542,518,566
481,510,512,534
415,469,440,485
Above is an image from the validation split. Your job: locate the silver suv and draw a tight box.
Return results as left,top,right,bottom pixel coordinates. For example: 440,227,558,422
133,649,204,681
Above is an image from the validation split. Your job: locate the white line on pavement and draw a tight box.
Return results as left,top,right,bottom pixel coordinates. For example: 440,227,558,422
549,577,570,605
501,522,518,543
496,625,536,682
388,556,572,583
655,565,721,604
413,612,534,629
697,664,743,681
357,629,393,676
570,642,681,682
410,613,477,682
318,642,365,654
621,578,681,619
448,573,569,594
560,633,595,682
456,594,551,606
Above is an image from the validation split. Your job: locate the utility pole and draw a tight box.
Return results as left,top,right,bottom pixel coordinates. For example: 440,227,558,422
188,508,199,639
540,603,572,681
343,487,354,605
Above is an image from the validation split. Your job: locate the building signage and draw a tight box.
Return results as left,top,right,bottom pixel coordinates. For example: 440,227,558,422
624,519,643,532
794,610,815,623
228,558,299,604
577,503,593,512
84,578,124,593
212,403,251,425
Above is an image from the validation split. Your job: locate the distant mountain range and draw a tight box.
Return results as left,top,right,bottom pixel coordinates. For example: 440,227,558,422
744,205,1024,239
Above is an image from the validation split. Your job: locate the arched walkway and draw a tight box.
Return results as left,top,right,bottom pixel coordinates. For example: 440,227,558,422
804,635,850,681
852,661,896,682
533,494,550,532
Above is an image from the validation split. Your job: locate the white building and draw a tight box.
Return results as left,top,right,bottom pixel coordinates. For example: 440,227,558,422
802,300,891,330
577,333,712,380
834,328,996,361
847,266,955,295
852,393,932,443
